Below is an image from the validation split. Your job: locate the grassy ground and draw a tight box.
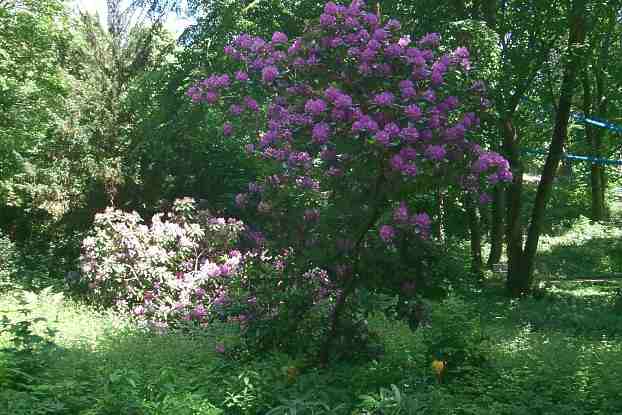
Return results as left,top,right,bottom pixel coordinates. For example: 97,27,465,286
1,282,621,414
1,219,622,414
535,216,622,279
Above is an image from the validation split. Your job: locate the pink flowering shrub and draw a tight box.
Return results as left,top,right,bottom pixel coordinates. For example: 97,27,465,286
80,198,246,328
187,0,512,360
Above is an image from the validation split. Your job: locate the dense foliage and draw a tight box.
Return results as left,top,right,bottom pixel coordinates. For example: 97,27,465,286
0,231,17,290
2,266,622,414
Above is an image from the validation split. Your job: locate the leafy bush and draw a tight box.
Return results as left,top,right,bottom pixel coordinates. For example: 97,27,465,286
0,224,81,292
0,231,17,290
357,384,424,414
79,197,347,358
80,198,246,328
0,292,60,408
421,295,487,370
229,256,343,357
267,392,347,415
143,393,224,415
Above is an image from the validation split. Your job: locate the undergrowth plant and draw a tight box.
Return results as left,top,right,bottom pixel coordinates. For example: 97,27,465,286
0,231,17,291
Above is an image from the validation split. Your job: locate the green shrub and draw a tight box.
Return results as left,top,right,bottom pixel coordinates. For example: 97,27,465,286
357,384,424,414
0,294,59,389
144,393,223,415
421,295,487,370
0,232,17,290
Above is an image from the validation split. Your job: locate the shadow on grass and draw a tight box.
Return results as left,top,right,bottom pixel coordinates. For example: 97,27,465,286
1,320,233,415
476,274,622,342
535,236,622,280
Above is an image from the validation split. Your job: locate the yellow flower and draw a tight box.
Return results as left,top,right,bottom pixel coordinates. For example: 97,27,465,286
286,366,299,383
431,359,446,379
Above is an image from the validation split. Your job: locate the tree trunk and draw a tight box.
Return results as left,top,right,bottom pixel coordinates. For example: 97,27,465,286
593,69,609,221
466,196,484,278
582,71,607,221
487,185,505,267
589,131,606,221
600,167,607,218
319,167,386,365
512,0,588,296
502,117,526,294
479,0,504,268
582,8,615,221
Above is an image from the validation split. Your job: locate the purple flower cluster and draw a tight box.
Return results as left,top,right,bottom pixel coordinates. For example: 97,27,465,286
472,151,513,184
393,201,410,223
186,74,231,104
305,98,328,115
303,267,334,302
186,0,511,250
383,201,432,241
373,91,395,107
261,65,279,83
424,144,446,161
379,225,396,242
390,148,418,176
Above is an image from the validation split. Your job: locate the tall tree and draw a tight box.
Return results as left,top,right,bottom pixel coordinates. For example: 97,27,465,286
506,0,589,295
488,2,568,279
75,0,173,206
0,0,75,224
581,3,622,221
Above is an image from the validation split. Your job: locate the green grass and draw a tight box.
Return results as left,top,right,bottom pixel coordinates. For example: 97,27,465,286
535,216,622,279
1,276,621,414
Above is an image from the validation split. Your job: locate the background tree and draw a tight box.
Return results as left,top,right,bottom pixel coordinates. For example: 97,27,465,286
74,0,174,206
512,0,589,295
580,2,622,221
0,0,76,235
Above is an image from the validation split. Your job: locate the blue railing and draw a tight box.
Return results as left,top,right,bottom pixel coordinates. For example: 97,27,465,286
522,149,622,166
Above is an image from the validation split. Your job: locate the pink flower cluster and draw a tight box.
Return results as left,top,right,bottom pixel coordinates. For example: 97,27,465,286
80,199,248,328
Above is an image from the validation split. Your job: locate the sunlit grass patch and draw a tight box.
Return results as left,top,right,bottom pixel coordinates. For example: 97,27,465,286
534,217,622,279
0,287,129,350
545,281,621,299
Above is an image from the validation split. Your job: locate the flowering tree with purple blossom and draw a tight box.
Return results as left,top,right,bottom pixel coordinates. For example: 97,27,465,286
187,0,511,361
